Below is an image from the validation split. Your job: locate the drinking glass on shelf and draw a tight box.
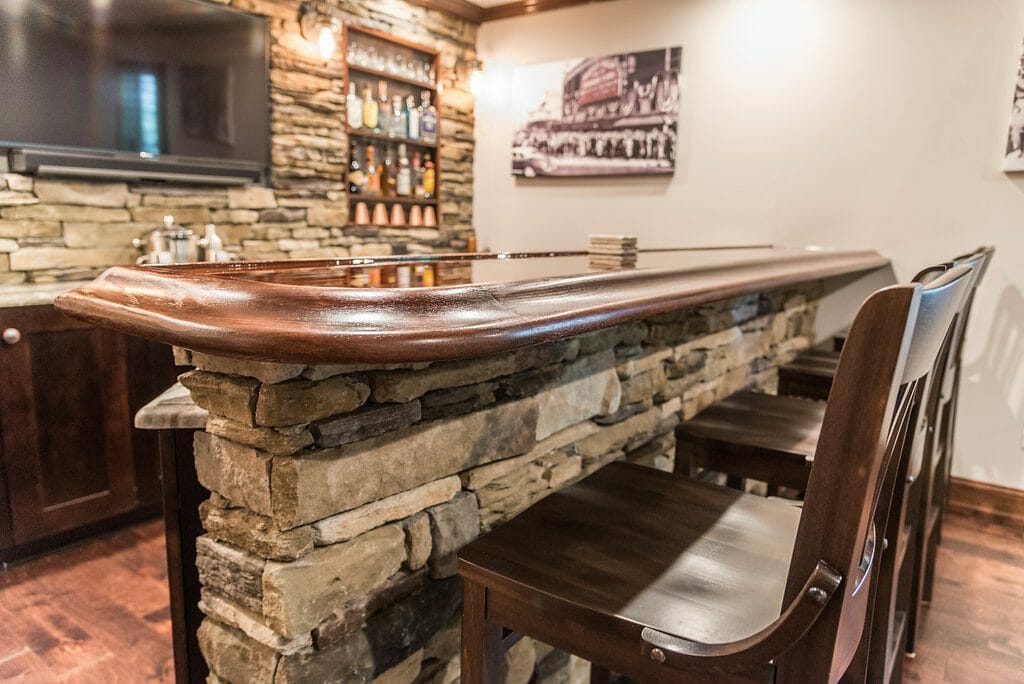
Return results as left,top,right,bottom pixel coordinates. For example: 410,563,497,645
407,58,419,80
347,39,359,64
373,46,387,71
418,62,431,84
365,45,377,69
391,53,404,75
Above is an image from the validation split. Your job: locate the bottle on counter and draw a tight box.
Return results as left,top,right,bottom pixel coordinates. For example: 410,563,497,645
377,80,392,135
406,95,420,141
365,143,380,194
422,152,436,199
420,91,437,144
348,141,365,194
390,95,407,138
396,144,411,197
347,82,363,129
362,84,378,130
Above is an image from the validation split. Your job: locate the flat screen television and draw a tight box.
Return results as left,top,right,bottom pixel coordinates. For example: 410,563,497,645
0,0,269,185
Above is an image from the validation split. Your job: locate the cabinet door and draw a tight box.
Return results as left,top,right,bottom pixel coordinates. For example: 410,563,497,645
0,306,139,545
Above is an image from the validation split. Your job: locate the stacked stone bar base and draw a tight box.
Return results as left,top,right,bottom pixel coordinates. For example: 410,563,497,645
176,281,826,684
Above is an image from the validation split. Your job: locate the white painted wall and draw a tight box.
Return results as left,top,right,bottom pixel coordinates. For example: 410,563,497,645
473,0,1024,489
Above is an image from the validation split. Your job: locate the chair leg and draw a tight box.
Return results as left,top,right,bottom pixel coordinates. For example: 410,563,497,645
462,579,504,684
922,525,939,603
590,664,613,684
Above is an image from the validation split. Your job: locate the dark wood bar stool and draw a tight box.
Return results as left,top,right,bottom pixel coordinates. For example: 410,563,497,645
458,268,973,684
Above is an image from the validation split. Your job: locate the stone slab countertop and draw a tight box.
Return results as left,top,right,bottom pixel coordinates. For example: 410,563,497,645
54,246,890,364
135,382,208,430
0,281,92,309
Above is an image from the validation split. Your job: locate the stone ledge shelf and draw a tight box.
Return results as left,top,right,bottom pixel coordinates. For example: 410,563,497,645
54,247,888,364
55,247,891,684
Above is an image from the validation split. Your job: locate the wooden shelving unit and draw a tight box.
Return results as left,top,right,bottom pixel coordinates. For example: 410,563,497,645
343,24,441,230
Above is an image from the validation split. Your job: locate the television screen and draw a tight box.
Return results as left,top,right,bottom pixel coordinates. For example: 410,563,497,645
0,0,269,172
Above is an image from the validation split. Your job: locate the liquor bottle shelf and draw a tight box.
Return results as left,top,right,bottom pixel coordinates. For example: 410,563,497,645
348,195,439,206
347,64,437,91
347,127,438,149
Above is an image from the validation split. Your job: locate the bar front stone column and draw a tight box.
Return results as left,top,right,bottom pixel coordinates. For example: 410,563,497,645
174,281,823,684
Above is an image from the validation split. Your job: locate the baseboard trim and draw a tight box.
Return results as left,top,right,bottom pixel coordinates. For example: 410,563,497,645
948,477,1024,527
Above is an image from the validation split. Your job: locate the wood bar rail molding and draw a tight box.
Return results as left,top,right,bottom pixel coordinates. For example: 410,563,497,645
54,247,889,364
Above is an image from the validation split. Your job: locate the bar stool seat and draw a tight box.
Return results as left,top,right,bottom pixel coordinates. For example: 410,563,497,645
777,348,840,401
678,391,824,490
460,461,801,681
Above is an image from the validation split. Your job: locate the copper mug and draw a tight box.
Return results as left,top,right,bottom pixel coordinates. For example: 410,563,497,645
354,202,371,225
423,205,437,227
390,204,406,226
408,205,423,226
372,203,389,226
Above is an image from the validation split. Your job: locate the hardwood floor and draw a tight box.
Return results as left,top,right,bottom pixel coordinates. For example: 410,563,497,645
0,512,1020,683
0,520,173,683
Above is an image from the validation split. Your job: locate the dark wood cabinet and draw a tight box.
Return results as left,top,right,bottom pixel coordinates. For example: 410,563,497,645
0,305,178,560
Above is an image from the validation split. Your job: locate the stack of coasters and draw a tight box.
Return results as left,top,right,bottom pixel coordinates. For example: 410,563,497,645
588,234,638,270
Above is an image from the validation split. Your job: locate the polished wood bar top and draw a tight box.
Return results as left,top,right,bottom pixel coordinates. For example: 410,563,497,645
54,246,888,364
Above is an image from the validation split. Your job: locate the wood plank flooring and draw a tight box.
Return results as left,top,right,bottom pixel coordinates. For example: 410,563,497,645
0,520,173,683
0,512,1020,683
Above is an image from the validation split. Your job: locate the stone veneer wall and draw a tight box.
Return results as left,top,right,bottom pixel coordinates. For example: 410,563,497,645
0,0,476,286
174,282,824,684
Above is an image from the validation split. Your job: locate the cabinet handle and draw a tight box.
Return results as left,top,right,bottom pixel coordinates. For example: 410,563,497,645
2,328,21,345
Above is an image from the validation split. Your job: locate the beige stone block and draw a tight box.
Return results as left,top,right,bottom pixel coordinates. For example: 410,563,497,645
142,193,228,208
130,205,211,224
617,345,672,379
305,205,347,227
460,420,599,490
190,351,305,384
272,398,538,528
373,650,424,684
200,500,314,561
312,476,461,545
275,630,374,684
34,179,129,207
504,637,537,684
194,432,273,516
534,350,621,440
575,406,663,461
180,370,259,425
255,375,370,427
291,227,330,239
1,204,130,222
0,220,60,238
207,416,313,456
2,174,33,192
403,512,432,571
199,590,312,655
198,619,279,684
619,365,667,405
229,186,278,209
371,341,577,403
63,222,153,248
0,191,38,206
349,242,393,257
0,239,17,253
9,247,138,271
210,209,260,224
427,491,480,577
262,525,405,638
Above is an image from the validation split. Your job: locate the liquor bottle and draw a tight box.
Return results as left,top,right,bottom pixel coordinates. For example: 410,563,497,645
396,144,411,197
377,80,392,134
406,95,420,141
364,144,380,194
346,82,363,129
348,141,366,194
420,91,437,144
381,145,396,198
422,152,436,199
411,150,424,198
391,95,407,138
362,84,378,130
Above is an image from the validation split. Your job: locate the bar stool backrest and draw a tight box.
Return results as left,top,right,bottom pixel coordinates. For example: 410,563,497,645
778,265,974,682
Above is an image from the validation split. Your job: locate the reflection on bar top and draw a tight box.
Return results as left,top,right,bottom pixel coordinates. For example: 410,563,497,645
161,245,805,289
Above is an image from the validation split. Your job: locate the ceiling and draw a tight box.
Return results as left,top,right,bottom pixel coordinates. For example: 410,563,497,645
466,0,510,5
